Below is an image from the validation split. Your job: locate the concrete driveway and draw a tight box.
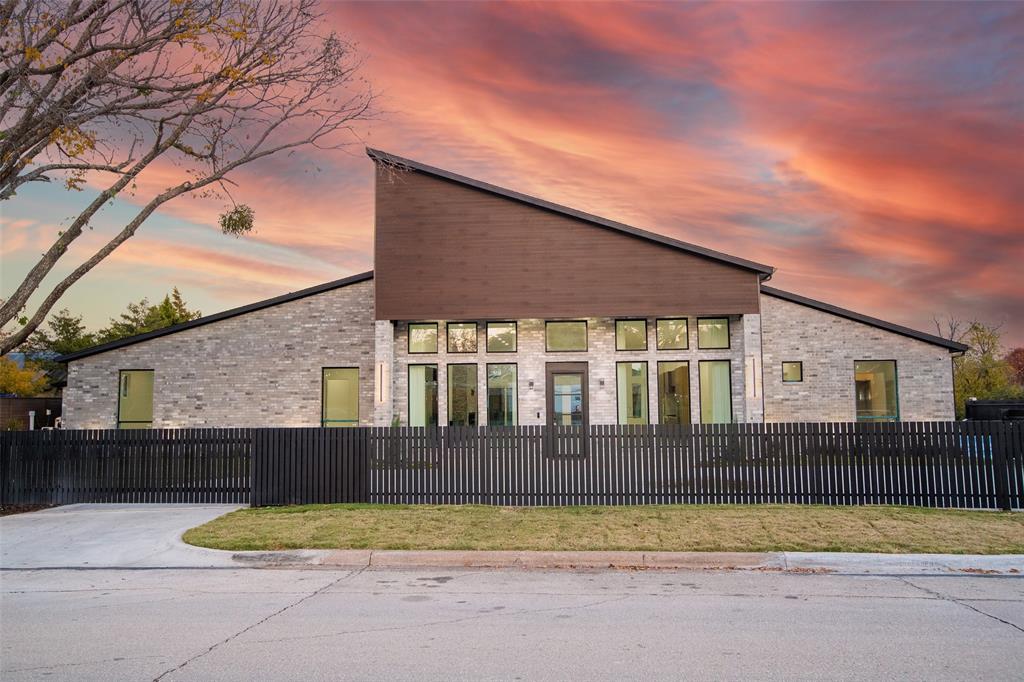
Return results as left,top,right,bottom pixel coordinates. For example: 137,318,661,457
0,504,242,569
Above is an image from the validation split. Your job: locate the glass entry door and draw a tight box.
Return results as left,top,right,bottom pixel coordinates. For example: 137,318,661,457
546,362,588,427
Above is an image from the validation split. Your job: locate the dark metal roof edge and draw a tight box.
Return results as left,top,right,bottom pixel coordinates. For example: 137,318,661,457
57,271,374,363
366,148,775,277
760,285,969,353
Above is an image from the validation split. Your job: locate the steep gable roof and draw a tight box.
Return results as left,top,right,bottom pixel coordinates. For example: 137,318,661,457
366,148,775,277
57,271,374,363
761,285,968,353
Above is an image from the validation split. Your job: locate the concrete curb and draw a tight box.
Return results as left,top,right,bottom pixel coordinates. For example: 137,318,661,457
226,549,1024,574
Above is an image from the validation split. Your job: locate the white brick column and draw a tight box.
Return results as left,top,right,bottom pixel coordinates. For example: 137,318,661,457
374,320,395,426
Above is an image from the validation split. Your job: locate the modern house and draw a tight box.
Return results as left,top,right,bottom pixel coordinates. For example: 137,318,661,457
59,149,967,430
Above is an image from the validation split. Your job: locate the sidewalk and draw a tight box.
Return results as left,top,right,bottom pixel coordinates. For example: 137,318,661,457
231,547,1024,575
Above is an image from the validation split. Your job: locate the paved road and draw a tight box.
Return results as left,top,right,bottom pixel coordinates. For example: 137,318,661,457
2,505,1023,680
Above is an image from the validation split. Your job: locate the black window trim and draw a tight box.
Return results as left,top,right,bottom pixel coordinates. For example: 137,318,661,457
407,322,439,354
545,320,589,353
446,362,480,427
614,319,649,352
697,359,734,424
615,360,650,426
446,321,479,354
781,361,803,383
655,317,689,351
407,362,439,427
656,359,691,425
854,358,900,422
485,361,519,426
321,366,360,427
116,368,155,428
696,317,731,350
485,321,518,353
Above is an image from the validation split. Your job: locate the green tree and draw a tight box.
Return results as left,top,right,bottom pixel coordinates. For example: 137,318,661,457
97,289,201,343
950,322,1024,418
1006,347,1024,388
21,308,97,380
0,357,48,397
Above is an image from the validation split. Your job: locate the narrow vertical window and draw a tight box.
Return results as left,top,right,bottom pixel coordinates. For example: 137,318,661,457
408,323,438,353
657,361,690,425
117,370,153,429
322,368,359,427
697,318,730,349
486,364,517,426
616,361,649,425
447,364,478,426
447,322,478,353
615,320,647,351
855,360,899,421
486,322,517,352
699,360,732,423
656,319,688,350
408,364,438,427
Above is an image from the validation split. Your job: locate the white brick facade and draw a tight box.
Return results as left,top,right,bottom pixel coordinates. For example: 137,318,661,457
760,294,955,421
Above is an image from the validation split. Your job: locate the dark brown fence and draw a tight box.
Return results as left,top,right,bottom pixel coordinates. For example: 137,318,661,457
2,422,1021,509
0,429,251,504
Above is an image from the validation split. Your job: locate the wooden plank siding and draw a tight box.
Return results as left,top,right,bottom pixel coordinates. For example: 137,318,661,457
373,167,762,321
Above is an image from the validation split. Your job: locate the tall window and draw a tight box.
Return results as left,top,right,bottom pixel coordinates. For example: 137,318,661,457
657,361,690,424
447,322,478,353
699,360,732,423
447,364,478,426
486,322,517,353
656,319,688,350
697,318,730,349
322,368,359,427
616,361,649,425
615,320,647,351
487,364,517,426
409,365,438,427
408,323,438,353
117,370,154,429
546,321,587,352
855,360,899,421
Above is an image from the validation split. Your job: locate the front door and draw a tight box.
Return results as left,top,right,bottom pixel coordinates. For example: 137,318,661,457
546,362,588,427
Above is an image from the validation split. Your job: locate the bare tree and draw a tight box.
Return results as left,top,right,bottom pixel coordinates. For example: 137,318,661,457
0,0,373,353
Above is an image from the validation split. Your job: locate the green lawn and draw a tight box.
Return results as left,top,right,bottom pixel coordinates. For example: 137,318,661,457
182,504,1024,554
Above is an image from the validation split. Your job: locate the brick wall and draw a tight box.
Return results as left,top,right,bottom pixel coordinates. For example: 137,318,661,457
63,280,376,428
760,294,955,421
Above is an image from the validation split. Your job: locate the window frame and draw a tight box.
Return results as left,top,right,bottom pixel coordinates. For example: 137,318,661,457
446,363,479,427
781,361,803,383
116,368,155,429
697,359,734,424
485,362,519,426
321,366,359,427
407,322,439,354
446,322,479,354
854,359,900,422
615,319,648,351
615,360,650,425
485,321,518,353
656,360,691,425
545,320,589,353
655,318,689,351
407,363,439,427
696,317,731,350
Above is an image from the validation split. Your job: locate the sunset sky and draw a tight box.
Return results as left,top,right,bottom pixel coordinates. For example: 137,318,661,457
3,1,1023,347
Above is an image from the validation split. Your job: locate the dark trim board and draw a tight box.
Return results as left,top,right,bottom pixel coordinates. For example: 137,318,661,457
367,148,775,277
57,271,374,362
761,286,968,353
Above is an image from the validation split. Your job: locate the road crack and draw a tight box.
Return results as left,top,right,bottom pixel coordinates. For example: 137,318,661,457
898,576,1024,635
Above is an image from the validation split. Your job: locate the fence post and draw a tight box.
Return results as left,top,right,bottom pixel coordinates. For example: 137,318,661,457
992,422,1012,511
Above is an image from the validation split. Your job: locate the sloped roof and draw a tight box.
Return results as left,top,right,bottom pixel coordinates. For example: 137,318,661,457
366,148,775,277
57,271,374,363
761,286,968,353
